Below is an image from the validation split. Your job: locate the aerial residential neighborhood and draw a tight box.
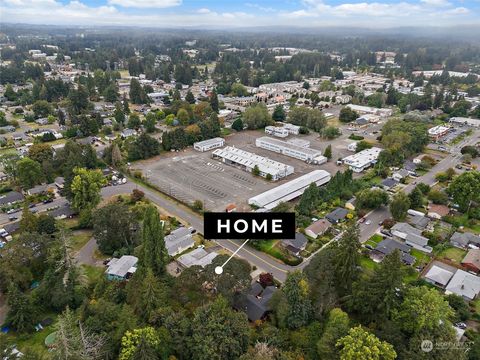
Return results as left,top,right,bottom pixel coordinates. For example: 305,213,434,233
1,1,480,359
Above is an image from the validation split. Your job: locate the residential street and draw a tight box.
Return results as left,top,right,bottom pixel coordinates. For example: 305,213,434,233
359,129,480,242
5,130,479,283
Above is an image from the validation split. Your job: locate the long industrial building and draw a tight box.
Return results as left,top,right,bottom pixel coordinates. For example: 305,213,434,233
248,170,331,209
256,136,327,164
212,146,294,181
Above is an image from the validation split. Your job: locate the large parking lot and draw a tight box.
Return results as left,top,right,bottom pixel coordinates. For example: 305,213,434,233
133,129,364,211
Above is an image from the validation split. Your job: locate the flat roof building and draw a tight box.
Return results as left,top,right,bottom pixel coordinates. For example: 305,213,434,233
256,136,326,164
248,170,331,209
212,146,294,181
177,248,218,268
283,123,300,135
428,125,450,140
106,255,138,281
346,104,393,117
265,126,289,138
193,137,225,152
449,117,480,127
165,227,195,256
342,147,382,173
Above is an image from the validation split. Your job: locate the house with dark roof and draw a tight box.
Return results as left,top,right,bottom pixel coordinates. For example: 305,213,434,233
0,191,24,206
281,233,308,256
462,249,480,273
370,238,415,265
48,204,76,219
325,207,349,224
381,178,398,191
234,283,278,321
450,232,480,249
404,160,418,175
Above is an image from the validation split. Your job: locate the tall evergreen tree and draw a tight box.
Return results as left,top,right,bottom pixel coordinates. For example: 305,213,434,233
6,283,36,333
334,223,361,295
351,250,405,322
209,90,219,113
139,206,168,277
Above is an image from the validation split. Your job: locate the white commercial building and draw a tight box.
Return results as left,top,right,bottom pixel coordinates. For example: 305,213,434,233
248,170,331,209
256,136,326,164
265,126,289,138
212,146,294,181
428,125,450,140
342,147,382,172
193,137,225,152
346,104,393,117
283,123,300,135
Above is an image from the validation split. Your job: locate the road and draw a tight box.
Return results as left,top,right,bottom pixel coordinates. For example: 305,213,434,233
359,129,480,242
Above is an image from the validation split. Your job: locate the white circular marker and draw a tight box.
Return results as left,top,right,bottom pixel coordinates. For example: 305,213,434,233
215,266,223,275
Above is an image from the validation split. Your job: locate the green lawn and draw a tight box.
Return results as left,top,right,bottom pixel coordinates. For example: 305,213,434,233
6,312,58,356
249,240,302,266
437,247,467,264
81,264,105,285
360,256,377,274
69,230,93,252
410,249,431,267
365,234,383,248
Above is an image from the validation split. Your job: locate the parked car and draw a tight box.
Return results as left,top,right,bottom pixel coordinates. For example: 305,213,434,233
8,216,17,221
455,322,467,330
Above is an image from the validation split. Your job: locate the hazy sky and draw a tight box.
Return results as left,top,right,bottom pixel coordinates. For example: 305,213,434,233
0,0,478,28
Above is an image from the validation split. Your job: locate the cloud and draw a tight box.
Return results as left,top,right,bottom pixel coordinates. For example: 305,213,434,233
0,0,476,28
245,3,277,13
107,0,181,8
420,0,451,7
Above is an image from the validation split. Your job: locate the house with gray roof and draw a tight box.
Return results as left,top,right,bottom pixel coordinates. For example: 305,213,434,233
106,255,138,280
234,283,278,321
424,264,455,288
391,222,432,253
165,226,195,256
445,269,480,300
408,214,430,230
450,231,480,249
177,248,218,268
281,233,308,256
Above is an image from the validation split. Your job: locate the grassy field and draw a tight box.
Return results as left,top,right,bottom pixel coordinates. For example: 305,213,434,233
437,246,467,264
69,230,93,252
